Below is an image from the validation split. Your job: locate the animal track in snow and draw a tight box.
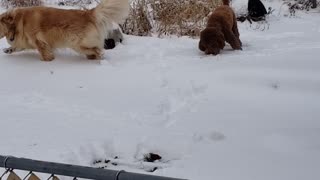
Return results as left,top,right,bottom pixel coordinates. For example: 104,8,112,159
192,131,226,143
155,81,208,127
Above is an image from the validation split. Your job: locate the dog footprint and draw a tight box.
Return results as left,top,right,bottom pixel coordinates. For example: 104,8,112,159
193,131,226,143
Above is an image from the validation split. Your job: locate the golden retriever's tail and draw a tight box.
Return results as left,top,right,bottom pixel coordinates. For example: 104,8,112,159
222,0,230,6
94,0,129,28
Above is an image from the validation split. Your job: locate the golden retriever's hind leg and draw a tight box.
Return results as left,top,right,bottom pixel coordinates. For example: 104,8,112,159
35,39,54,61
86,54,98,60
80,46,103,60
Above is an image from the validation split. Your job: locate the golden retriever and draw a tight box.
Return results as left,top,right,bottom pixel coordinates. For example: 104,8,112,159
0,0,129,61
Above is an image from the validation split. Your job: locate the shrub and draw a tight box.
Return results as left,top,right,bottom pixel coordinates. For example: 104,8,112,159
121,0,152,36
283,0,319,16
1,0,42,8
122,0,221,37
57,0,93,6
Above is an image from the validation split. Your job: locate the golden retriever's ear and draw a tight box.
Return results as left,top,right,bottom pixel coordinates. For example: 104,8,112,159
1,13,14,25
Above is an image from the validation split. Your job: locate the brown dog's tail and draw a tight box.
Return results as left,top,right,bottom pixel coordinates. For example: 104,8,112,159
222,0,230,6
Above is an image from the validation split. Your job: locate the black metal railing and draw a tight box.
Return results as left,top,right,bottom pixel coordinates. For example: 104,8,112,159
0,155,186,180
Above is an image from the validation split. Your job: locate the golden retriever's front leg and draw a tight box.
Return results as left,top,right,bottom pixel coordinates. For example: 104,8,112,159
3,47,24,54
35,39,54,61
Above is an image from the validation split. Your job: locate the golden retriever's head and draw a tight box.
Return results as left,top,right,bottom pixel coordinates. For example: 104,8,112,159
0,12,14,39
199,27,225,55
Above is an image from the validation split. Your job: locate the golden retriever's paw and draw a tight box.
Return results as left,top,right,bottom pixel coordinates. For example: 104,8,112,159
3,47,14,54
86,54,103,60
40,55,55,61
86,54,98,60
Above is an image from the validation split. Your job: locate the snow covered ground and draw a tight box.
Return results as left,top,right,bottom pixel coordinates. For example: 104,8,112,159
1,1,320,180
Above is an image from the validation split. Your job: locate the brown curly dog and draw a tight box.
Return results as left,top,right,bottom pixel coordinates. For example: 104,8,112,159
199,0,242,55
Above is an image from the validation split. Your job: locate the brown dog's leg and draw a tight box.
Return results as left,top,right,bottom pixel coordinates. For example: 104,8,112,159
35,39,54,61
225,30,242,50
199,41,206,52
232,14,242,47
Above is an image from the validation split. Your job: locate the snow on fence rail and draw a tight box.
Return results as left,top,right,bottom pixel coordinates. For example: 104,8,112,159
0,155,186,180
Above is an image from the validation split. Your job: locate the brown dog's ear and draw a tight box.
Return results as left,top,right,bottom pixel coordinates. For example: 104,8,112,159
1,13,14,25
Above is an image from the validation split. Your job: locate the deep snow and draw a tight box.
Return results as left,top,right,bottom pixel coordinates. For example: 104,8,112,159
0,1,320,180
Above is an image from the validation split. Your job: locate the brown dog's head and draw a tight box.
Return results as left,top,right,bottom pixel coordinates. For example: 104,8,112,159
199,27,225,55
0,12,14,39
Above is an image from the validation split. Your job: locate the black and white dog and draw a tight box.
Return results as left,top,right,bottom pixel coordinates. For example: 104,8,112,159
248,0,267,19
237,0,269,23
104,25,124,50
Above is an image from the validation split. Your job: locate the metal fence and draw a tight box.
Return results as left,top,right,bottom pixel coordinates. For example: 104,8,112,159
0,155,186,180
